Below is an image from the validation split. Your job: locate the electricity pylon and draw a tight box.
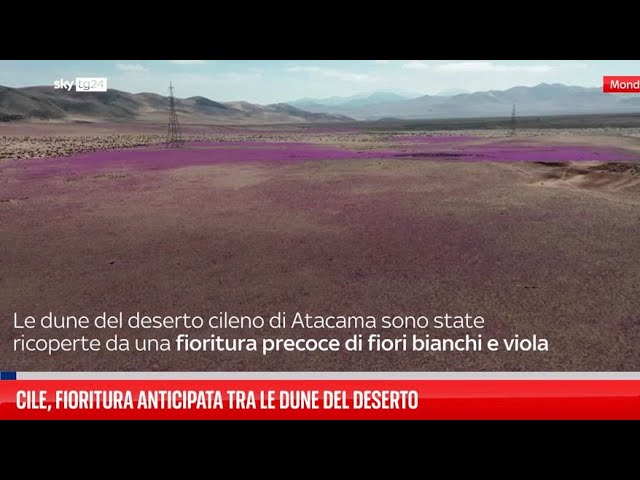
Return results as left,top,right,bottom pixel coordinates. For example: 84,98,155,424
166,81,184,148
508,103,517,137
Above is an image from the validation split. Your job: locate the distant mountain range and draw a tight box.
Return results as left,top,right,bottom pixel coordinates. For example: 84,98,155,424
4,83,640,125
290,91,421,110
287,84,640,120
435,88,470,97
0,86,353,124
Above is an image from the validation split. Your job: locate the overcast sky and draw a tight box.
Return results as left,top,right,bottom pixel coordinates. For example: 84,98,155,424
1,60,637,104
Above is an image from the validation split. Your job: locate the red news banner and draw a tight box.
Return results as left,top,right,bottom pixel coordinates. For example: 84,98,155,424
603,75,640,93
1,379,640,420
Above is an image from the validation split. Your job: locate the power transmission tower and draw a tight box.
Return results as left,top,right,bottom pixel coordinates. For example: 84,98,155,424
508,103,517,137
166,81,184,148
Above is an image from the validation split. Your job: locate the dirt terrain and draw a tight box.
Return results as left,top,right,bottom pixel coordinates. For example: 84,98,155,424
1,123,639,371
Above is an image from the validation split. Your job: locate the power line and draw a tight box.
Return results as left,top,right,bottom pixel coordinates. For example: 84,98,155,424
166,81,184,148
508,104,517,137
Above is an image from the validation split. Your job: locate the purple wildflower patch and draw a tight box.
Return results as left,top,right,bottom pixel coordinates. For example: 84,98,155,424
5,138,638,180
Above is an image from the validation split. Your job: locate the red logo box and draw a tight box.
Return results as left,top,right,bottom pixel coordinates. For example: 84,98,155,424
603,76,640,93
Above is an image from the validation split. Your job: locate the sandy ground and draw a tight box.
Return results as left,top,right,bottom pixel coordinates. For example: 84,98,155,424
1,125,639,371
4,122,640,161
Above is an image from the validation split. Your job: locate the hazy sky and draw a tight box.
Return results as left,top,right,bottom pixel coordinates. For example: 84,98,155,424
1,60,638,104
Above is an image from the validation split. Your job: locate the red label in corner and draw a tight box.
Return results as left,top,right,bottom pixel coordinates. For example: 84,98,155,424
603,75,640,93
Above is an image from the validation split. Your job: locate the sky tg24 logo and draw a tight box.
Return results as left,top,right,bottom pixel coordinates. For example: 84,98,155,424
53,77,108,92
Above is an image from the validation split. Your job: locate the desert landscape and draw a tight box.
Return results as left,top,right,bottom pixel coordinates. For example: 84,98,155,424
2,118,640,371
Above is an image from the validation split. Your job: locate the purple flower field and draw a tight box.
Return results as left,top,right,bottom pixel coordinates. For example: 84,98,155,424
3,128,640,372
11,137,637,178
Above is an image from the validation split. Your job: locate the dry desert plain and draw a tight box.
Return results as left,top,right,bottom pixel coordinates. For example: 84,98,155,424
1,122,640,371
